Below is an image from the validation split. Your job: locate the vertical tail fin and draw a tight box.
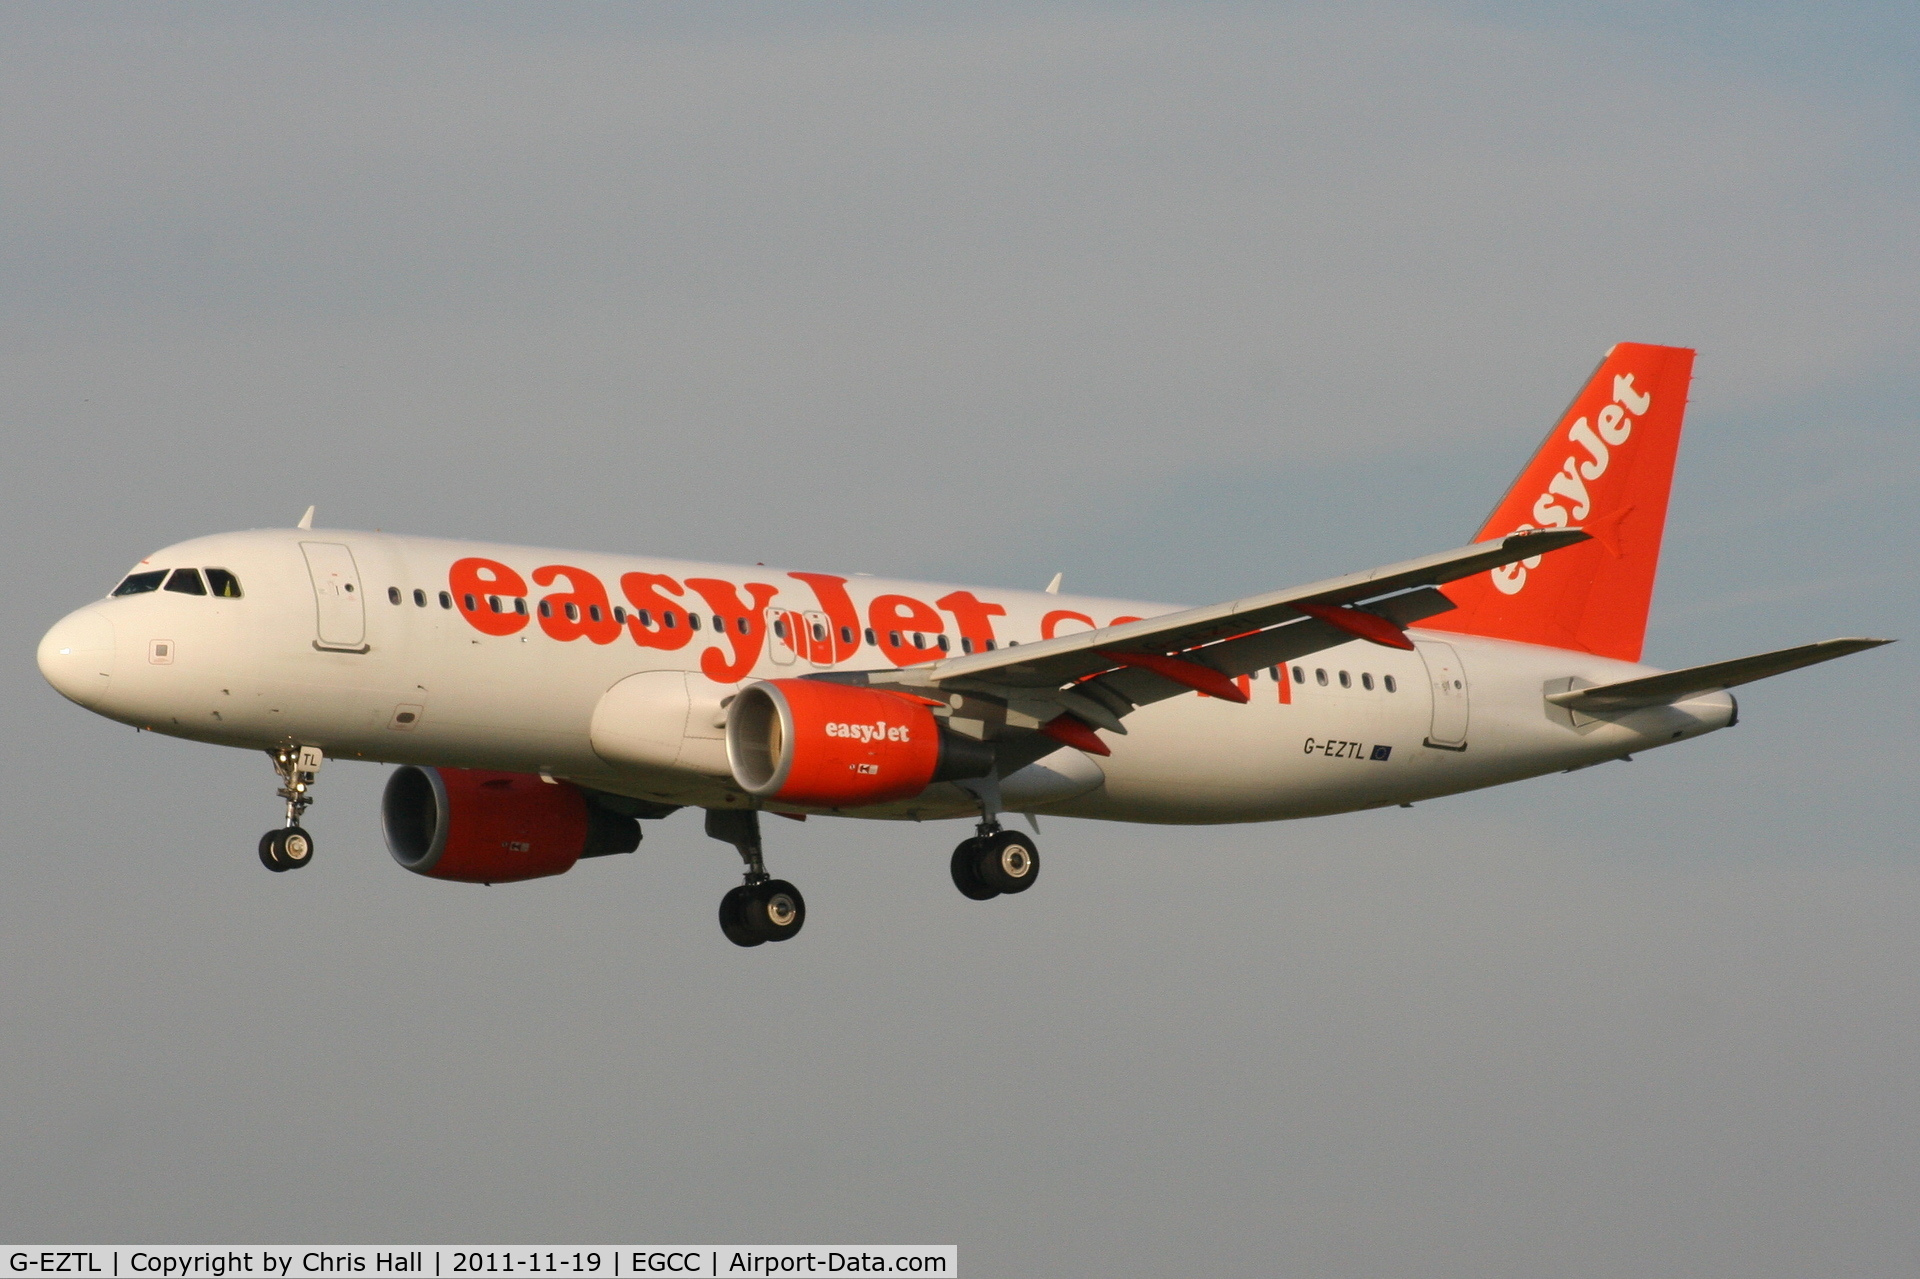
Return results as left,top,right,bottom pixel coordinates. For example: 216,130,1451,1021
1423,342,1695,662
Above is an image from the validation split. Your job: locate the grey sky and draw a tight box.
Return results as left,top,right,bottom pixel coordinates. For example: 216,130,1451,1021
2,4,1915,1274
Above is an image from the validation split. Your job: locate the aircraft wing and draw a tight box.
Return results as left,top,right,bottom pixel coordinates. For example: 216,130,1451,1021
917,529,1584,691
849,531,1589,755
1546,637,1894,713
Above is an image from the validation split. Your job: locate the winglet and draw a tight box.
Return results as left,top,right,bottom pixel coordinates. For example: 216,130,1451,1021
297,506,315,530
1045,572,1063,595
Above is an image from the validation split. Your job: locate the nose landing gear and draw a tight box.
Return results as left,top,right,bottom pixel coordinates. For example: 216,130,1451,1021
259,745,323,872
950,821,1041,900
707,809,806,947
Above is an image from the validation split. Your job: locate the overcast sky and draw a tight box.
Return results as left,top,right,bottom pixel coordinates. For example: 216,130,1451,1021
2,3,1916,1274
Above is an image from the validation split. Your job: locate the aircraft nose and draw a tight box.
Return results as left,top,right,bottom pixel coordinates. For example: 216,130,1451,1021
38,606,116,708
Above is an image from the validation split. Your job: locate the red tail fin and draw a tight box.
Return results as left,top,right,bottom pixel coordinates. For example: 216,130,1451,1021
1423,343,1695,662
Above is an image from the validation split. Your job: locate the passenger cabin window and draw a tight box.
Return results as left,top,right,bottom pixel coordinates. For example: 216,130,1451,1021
1338,671,1351,688
565,603,580,622
206,569,243,598
164,568,207,595
514,598,528,616
865,628,878,645
413,589,427,607
388,587,402,605
1315,668,1329,686
1361,672,1374,691
961,637,974,654
114,569,168,596
589,605,603,623
613,606,626,624
773,618,787,639
1292,665,1305,684
937,635,951,652
1384,674,1398,693
440,591,453,609
689,614,702,631
839,626,854,644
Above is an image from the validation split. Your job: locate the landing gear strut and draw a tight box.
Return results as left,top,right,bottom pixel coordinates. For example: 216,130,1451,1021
950,817,1040,900
259,745,322,872
706,809,805,947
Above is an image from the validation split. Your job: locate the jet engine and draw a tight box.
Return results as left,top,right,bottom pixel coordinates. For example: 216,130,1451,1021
381,766,641,883
725,678,994,807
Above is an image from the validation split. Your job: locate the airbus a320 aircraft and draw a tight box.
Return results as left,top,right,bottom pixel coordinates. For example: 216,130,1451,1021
38,344,1889,945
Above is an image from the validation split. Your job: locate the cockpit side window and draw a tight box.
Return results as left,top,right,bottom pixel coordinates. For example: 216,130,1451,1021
112,569,168,596
164,568,208,595
205,569,243,598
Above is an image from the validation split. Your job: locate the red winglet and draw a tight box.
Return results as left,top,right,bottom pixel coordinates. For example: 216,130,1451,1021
1292,602,1415,650
1097,650,1250,703
1040,713,1111,756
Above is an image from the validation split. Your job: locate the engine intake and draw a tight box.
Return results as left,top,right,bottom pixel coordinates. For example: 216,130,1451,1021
726,678,993,808
381,766,640,884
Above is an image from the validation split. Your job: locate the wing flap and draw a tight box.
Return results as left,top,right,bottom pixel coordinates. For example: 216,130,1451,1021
1546,638,1893,712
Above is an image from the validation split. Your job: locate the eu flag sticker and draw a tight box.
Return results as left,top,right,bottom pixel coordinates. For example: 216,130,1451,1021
1370,744,1392,761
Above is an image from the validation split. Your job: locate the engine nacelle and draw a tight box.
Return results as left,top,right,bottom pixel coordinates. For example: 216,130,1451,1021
725,678,994,807
381,766,640,884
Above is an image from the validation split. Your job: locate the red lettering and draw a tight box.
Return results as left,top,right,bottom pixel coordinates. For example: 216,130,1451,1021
1041,609,1096,640
532,565,621,644
868,594,945,666
620,573,694,650
450,558,529,636
685,579,781,682
936,590,1007,653
1278,663,1292,704
788,572,863,662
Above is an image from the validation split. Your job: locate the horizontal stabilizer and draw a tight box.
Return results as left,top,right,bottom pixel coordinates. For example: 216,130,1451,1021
1546,638,1893,713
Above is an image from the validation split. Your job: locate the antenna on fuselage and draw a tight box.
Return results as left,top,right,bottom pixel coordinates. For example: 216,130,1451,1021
1044,572,1063,595
297,506,315,530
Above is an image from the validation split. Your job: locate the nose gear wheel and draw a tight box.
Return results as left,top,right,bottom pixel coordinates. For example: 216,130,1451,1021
258,746,322,872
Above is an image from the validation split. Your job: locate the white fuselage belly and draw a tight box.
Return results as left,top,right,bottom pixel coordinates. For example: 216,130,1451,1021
56,528,1733,824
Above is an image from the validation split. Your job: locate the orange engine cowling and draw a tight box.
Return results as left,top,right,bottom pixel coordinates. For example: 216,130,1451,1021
726,679,994,808
381,766,641,884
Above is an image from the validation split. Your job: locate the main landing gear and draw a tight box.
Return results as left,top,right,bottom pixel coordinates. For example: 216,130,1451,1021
706,809,805,948
259,745,323,873
950,820,1041,900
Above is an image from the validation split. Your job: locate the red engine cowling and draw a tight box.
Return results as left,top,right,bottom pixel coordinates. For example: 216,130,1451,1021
725,678,994,807
381,766,640,883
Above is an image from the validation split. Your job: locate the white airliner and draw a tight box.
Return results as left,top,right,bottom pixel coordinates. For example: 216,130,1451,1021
38,344,1888,945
